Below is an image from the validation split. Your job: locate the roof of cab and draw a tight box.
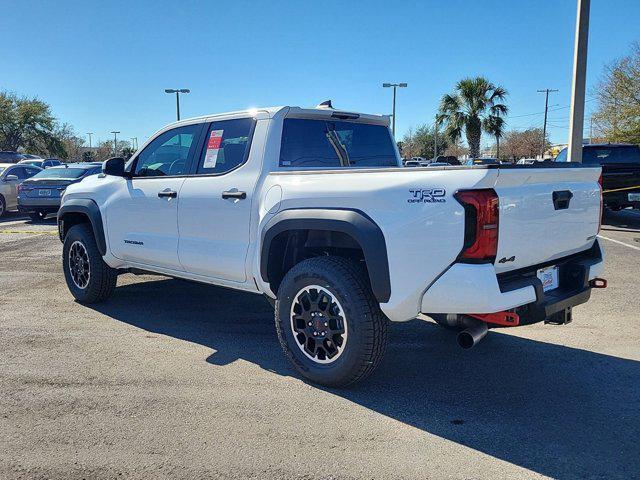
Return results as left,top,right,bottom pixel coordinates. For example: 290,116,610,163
164,105,390,128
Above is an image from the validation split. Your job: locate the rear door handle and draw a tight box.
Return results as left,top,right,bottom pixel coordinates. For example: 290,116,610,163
158,189,177,198
222,190,247,200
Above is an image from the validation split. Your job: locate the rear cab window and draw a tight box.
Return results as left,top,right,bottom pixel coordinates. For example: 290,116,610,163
279,118,399,168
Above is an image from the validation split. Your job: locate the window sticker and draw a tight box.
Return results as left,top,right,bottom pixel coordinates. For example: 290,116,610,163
203,130,224,168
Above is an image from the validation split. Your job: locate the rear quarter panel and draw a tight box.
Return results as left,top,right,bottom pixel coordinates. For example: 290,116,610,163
255,167,498,322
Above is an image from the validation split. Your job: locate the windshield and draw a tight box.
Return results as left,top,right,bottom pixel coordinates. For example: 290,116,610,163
31,167,89,179
555,148,568,162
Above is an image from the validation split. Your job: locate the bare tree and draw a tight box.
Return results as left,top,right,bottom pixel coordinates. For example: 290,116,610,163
592,42,640,144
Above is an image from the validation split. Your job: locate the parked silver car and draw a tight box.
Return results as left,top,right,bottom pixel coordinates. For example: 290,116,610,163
0,163,42,217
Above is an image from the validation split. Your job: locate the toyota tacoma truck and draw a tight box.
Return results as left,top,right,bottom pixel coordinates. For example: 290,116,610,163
57,104,606,386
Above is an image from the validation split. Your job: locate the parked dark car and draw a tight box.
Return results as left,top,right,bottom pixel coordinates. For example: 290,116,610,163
555,143,640,210
17,163,102,221
18,158,63,169
0,151,26,164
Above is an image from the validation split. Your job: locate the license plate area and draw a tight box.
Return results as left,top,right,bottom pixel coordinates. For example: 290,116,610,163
537,265,559,292
628,193,640,202
38,189,51,197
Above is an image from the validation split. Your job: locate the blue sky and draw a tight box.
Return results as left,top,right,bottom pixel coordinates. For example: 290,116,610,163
1,0,639,149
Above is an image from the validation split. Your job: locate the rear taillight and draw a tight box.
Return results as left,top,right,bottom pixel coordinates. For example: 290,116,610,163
597,171,603,233
455,189,499,262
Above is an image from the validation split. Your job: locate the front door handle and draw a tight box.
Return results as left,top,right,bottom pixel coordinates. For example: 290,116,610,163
222,190,247,200
158,189,177,198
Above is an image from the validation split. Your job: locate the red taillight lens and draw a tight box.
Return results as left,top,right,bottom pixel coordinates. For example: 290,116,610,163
455,189,499,262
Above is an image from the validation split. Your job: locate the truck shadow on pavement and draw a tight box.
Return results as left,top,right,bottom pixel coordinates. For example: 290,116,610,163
92,277,640,479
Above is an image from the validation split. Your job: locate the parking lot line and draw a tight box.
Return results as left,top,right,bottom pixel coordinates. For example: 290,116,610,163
0,219,30,227
0,230,57,236
598,234,640,251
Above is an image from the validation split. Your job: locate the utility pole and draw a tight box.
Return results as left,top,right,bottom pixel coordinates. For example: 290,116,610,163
589,115,593,143
382,83,408,137
567,0,590,163
86,132,93,149
111,131,120,156
164,88,190,121
537,88,558,158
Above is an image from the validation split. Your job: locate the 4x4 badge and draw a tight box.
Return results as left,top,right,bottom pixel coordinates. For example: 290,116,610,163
498,256,515,263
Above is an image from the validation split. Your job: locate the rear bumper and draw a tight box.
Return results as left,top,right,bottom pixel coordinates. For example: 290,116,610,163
604,189,640,208
17,196,61,212
421,240,604,323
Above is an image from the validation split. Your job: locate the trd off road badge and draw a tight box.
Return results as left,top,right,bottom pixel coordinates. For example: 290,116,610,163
408,188,446,203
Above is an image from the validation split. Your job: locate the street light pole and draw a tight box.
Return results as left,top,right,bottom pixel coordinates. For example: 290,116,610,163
382,83,408,137
567,0,590,163
86,132,93,149
111,131,120,156
164,88,191,121
537,88,558,158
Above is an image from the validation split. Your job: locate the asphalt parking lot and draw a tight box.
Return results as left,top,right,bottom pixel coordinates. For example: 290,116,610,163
1,210,639,479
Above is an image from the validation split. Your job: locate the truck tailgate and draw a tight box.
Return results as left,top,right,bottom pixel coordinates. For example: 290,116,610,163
493,166,601,273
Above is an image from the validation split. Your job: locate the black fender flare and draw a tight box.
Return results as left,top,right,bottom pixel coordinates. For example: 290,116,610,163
260,208,391,303
57,199,107,255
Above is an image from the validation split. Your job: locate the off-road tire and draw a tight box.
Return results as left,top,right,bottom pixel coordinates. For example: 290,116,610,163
275,256,388,387
63,223,117,303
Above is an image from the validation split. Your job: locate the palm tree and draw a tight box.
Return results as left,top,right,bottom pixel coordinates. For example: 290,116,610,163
437,77,508,159
484,115,506,159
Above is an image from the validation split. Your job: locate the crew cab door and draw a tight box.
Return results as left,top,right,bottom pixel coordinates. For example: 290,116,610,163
106,123,204,270
177,117,265,283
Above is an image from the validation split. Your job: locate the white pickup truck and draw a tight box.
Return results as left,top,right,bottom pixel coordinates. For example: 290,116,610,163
58,104,606,386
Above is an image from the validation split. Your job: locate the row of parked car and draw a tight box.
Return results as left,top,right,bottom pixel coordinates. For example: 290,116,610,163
403,144,640,211
0,159,102,220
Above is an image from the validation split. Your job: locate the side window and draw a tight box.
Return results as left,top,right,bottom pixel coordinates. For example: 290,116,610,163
133,124,200,177
9,167,26,179
616,147,640,164
196,118,254,175
555,148,568,162
23,167,40,178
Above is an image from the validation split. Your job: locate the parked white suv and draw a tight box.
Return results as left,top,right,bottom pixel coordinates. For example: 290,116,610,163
0,163,42,217
57,105,606,386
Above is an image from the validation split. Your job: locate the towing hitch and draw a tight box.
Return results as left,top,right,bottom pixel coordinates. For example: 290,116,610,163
468,311,520,327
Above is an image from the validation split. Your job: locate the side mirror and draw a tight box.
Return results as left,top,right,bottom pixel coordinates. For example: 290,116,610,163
103,157,126,177
5,174,19,182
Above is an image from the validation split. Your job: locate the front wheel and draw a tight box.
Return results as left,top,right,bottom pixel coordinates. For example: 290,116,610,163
62,224,117,304
275,256,388,387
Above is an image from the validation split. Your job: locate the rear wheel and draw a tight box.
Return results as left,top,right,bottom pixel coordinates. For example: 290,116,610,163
0,195,6,218
62,223,117,303
275,256,388,387
29,211,47,222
